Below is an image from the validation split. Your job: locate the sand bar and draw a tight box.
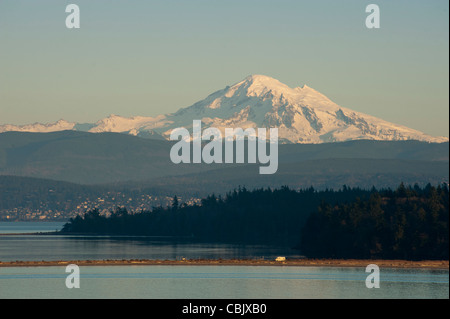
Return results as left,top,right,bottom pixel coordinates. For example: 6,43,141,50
0,259,448,269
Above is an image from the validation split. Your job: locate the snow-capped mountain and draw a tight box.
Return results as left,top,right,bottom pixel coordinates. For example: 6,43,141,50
0,119,77,133
1,75,448,144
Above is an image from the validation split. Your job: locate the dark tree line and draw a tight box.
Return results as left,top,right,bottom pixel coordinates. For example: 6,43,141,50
61,184,449,260
61,186,370,246
300,183,449,260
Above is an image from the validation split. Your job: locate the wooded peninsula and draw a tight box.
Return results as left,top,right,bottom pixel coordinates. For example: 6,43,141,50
61,183,449,261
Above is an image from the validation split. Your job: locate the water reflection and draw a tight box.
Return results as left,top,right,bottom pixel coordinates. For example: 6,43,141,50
0,266,448,299
0,234,303,262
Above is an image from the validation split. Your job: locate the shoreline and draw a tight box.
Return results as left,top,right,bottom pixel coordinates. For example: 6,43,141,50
0,259,448,269
1,232,448,270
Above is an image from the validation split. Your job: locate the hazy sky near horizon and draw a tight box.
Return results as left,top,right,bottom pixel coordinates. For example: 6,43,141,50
0,0,448,137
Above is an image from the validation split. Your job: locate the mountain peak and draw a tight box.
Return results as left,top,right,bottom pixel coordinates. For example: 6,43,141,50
230,74,293,98
243,74,278,83
0,75,447,144
235,75,321,102
106,114,122,119
241,74,287,87
165,75,448,144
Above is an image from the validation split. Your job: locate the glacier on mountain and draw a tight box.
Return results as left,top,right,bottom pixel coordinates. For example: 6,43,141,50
1,75,447,144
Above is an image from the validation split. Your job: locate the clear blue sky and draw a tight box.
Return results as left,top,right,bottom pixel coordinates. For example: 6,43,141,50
0,0,448,137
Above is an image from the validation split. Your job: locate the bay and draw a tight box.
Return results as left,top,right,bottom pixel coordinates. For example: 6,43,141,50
0,222,302,261
0,222,448,299
0,221,65,234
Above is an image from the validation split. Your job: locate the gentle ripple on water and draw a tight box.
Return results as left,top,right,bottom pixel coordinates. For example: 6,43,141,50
0,265,448,299
0,222,448,299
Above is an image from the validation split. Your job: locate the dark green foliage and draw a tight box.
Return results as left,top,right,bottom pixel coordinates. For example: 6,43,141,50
62,183,449,260
62,186,369,246
300,183,449,260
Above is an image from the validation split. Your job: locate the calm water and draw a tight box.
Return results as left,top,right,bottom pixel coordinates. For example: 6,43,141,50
0,222,448,299
0,222,302,261
0,221,65,234
0,265,448,299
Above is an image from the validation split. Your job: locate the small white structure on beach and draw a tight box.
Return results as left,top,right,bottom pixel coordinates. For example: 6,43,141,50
275,256,286,262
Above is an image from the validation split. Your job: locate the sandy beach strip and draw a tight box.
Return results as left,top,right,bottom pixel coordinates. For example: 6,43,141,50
0,259,448,269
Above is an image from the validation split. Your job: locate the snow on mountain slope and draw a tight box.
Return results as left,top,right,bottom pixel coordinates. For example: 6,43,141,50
87,114,168,139
0,119,76,133
155,74,448,143
0,75,447,144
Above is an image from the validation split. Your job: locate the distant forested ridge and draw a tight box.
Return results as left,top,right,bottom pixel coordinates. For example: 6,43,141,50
61,184,449,260
1,136,448,221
